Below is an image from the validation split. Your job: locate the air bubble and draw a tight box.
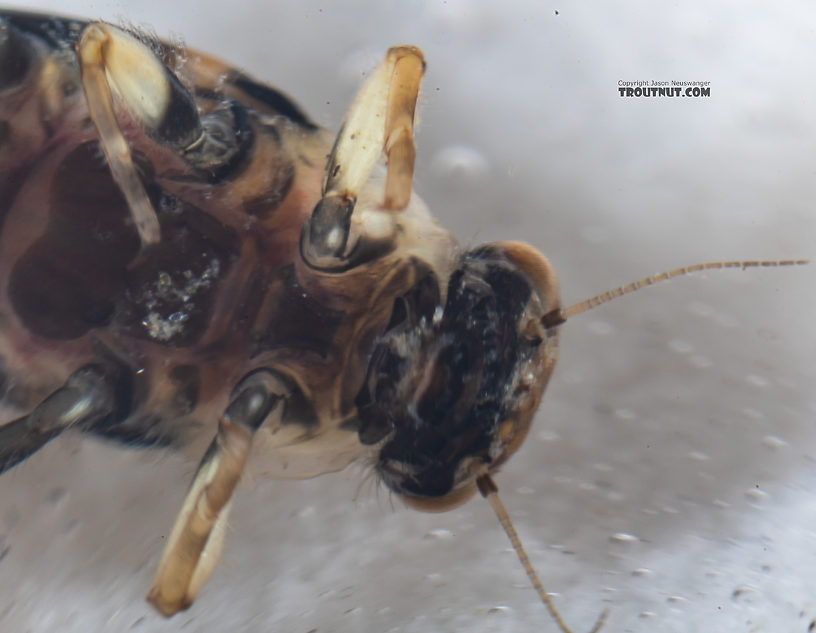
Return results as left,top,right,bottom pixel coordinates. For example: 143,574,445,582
580,225,609,244
687,301,713,317
745,487,768,503
537,429,560,442
46,487,68,507
732,585,759,601
614,408,636,420
296,506,316,520
588,320,614,336
562,370,584,385
668,339,693,354
745,374,768,388
715,314,739,328
742,407,764,420
430,144,489,180
762,434,788,449
610,532,639,544
424,528,454,540
689,355,712,368
487,605,512,615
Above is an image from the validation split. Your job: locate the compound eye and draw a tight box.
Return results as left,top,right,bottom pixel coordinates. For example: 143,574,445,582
491,241,560,315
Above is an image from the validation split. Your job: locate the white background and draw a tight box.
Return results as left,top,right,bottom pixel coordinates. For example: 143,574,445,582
0,2,815,632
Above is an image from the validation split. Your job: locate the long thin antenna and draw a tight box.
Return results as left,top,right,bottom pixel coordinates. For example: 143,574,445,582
476,474,608,633
541,259,809,329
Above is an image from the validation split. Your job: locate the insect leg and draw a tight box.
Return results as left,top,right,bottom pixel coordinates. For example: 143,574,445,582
147,370,286,617
301,46,425,270
76,23,253,252
0,363,126,474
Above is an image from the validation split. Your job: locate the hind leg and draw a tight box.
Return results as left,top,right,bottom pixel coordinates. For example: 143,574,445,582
0,363,129,474
146,370,288,617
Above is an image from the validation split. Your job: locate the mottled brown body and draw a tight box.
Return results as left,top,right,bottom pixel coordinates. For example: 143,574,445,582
0,11,562,614
0,13,480,478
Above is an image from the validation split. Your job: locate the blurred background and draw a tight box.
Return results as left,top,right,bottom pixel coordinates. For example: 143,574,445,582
0,1,814,632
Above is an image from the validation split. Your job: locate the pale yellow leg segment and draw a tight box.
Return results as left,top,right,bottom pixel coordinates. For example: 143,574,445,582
383,48,425,210
302,47,426,271
77,23,167,250
147,419,251,616
147,372,283,616
324,46,425,211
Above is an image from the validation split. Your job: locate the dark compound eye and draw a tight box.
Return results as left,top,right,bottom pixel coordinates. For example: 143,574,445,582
356,247,540,500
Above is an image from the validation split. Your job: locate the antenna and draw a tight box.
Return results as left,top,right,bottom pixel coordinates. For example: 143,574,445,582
477,474,608,633
482,257,808,630
541,259,809,329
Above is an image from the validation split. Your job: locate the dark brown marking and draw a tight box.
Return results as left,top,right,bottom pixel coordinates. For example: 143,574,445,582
241,160,295,219
169,365,201,416
9,142,140,339
253,265,343,358
229,71,317,130
0,19,33,90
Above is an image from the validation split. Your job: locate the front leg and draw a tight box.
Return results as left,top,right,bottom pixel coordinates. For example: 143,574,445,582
147,370,287,617
301,46,425,271
77,23,253,254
